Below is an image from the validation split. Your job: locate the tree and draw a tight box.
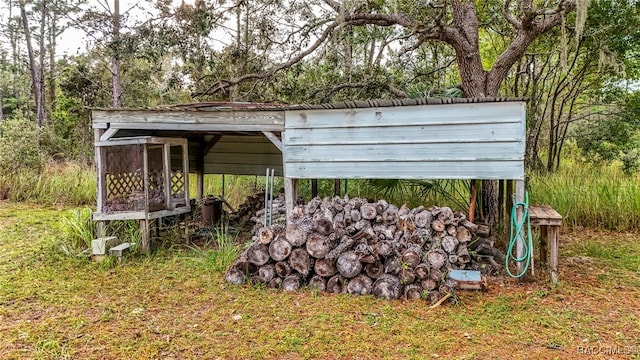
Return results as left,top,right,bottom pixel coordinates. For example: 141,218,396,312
19,0,47,126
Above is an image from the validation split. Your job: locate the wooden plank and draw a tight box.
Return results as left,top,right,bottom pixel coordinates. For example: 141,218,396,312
99,127,119,141
110,122,284,132
205,153,283,166
163,144,171,209
285,142,524,162
262,131,283,152
181,141,190,206
549,226,559,284
210,141,281,154
284,102,525,129
284,178,298,222
93,109,285,126
284,122,524,146
92,207,191,221
202,163,284,176
94,129,106,214
284,161,524,180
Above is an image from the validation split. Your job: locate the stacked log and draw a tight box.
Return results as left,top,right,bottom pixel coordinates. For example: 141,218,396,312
226,196,503,304
228,191,288,231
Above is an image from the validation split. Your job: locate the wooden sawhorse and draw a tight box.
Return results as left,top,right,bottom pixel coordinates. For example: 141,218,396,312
528,205,563,284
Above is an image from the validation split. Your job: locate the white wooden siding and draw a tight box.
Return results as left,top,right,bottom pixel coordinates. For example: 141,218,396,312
283,102,525,180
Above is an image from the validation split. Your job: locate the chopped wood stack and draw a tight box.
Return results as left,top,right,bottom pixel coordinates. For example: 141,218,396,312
225,196,504,303
228,191,288,231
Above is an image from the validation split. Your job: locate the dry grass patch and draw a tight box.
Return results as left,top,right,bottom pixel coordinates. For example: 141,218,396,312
0,202,638,359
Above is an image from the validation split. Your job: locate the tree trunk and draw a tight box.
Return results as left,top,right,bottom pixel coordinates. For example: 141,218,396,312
111,0,122,107
19,0,47,127
346,274,372,295
289,248,312,277
336,250,361,278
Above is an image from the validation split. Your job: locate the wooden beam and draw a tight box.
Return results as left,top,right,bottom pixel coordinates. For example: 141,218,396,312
284,178,298,222
99,127,119,141
196,140,205,200
261,131,282,152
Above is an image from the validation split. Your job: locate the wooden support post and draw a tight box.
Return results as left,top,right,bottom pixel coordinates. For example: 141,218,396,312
515,180,525,277
284,177,298,222
196,141,205,200
334,179,341,197
539,225,548,265
311,179,318,198
549,226,559,284
505,179,514,236
140,218,150,253
498,179,505,222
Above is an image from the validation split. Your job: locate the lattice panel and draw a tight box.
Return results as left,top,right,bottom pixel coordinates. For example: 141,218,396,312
171,171,185,197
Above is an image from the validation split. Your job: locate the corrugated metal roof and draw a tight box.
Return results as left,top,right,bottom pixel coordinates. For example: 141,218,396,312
91,97,526,112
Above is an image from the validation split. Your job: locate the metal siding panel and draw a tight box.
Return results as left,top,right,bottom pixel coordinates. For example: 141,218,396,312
285,161,524,180
285,142,524,162
283,122,523,145
285,102,523,129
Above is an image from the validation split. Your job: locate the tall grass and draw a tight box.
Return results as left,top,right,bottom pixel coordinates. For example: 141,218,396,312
529,159,640,230
2,161,638,231
0,161,95,205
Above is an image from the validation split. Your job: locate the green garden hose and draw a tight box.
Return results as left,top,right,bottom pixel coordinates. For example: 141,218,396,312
506,191,533,278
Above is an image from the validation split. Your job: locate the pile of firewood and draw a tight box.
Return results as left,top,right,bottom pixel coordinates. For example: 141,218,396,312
226,196,504,303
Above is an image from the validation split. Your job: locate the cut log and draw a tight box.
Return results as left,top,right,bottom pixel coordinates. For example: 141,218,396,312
475,224,491,237
306,233,332,259
258,227,274,244
427,290,442,305
347,274,373,295
350,209,362,222
401,244,423,268
397,214,415,233
414,210,432,228
421,278,438,291
326,275,346,293
373,240,393,257
382,205,398,225
403,284,423,300
409,228,430,245
336,251,362,278
314,258,338,277
414,263,430,280
308,275,326,291
247,244,270,266
399,268,416,285
225,268,246,285
275,261,292,278
431,219,445,232
282,274,301,292
384,257,402,276
268,277,282,289
457,246,471,264
285,221,310,247
365,261,384,279
426,249,446,269
325,235,355,261
429,267,443,282
258,264,275,283
459,219,478,233
372,275,402,300
375,200,389,215
441,236,459,254
313,217,334,236
269,237,292,261
456,226,472,242
437,207,454,224
446,224,457,236
448,254,458,264
289,248,313,277
360,203,377,220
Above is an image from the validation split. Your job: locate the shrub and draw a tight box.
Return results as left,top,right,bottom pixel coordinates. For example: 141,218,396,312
0,115,45,175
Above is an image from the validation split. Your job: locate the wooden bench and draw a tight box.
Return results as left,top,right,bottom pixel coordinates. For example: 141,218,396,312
528,205,562,284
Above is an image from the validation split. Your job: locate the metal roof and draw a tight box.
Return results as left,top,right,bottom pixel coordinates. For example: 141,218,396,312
91,97,526,112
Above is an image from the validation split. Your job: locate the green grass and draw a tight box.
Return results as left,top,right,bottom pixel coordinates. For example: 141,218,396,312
529,159,640,230
1,202,639,359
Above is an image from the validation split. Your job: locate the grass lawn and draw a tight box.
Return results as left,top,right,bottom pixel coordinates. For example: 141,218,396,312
0,202,638,359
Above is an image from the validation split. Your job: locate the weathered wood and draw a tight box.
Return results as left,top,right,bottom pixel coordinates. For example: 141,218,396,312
421,278,438,291
326,235,355,260
441,236,459,254
247,244,270,266
403,284,423,300
431,219,445,232
306,233,332,259
286,219,310,247
314,258,338,277
457,246,471,264
269,237,292,261
282,274,301,292
401,244,423,268
365,262,384,279
446,224,457,236
347,274,373,295
308,275,326,291
399,268,416,285
382,205,398,225
258,227,275,244
372,275,402,300
258,264,276,283
268,277,282,289
384,257,402,276
414,210,432,228
326,275,346,293
275,261,292,278
225,268,246,285
414,263,430,280
456,226,472,242
289,248,313,277
427,250,446,269
313,217,333,236
360,203,377,220
336,251,362,278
